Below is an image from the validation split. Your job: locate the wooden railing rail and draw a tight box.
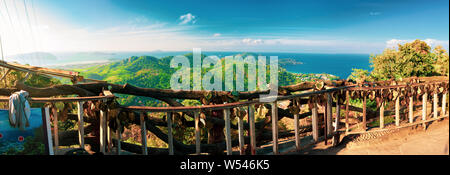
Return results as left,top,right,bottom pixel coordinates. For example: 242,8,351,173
0,78,447,155
118,79,448,155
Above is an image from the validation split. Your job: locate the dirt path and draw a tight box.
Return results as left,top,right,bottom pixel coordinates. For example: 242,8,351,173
294,119,449,155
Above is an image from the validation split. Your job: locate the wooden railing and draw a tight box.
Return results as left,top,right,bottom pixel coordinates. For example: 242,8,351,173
118,79,448,155
0,60,107,83
0,78,448,155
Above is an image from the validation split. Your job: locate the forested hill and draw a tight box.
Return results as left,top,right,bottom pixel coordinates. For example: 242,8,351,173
76,53,336,106
79,55,174,89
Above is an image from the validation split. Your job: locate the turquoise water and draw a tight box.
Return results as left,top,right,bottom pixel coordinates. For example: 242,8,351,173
267,52,371,79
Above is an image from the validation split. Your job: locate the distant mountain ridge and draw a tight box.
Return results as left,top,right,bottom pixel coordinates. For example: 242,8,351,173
6,52,57,64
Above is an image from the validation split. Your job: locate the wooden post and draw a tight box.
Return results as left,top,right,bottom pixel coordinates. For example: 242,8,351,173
224,108,232,155
194,111,201,155
44,107,54,155
167,112,174,155
332,96,340,146
312,101,319,142
294,113,300,151
100,110,107,153
116,116,121,155
443,93,447,117
51,104,59,154
395,96,400,126
380,101,385,129
409,97,414,123
140,112,148,155
433,93,438,119
362,96,367,130
422,93,428,128
326,93,333,135
324,103,327,145
77,101,85,149
335,96,341,132
107,116,112,153
238,115,245,155
248,105,256,155
271,102,279,155
345,91,349,133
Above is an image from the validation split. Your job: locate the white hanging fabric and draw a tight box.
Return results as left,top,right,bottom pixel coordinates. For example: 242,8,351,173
8,90,31,130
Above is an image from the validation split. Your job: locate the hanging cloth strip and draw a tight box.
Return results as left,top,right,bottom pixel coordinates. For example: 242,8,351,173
8,90,31,130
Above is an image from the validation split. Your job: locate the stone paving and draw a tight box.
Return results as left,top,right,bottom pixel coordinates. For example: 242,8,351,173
294,118,449,155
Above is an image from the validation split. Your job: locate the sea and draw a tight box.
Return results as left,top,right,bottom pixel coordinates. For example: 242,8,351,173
205,52,372,79
6,51,372,79
269,52,372,79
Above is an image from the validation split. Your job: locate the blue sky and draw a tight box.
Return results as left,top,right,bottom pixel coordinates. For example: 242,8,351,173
0,0,448,55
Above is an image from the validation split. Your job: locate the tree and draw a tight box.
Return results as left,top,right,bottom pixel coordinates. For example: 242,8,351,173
370,39,436,80
347,68,372,82
432,45,449,76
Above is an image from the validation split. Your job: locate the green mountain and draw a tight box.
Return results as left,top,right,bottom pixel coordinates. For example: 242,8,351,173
80,55,173,88
76,53,334,106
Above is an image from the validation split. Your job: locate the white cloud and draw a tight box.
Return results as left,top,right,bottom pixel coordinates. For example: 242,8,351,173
386,39,449,49
242,38,264,45
179,13,197,25
193,38,384,53
130,16,149,24
369,12,381,16
0,0,203,56
1,0,448,59
1,0,446,59
422,39,449,47
423,38,449,49
0,7,196,56
263,38,335,46
386,39,408,48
